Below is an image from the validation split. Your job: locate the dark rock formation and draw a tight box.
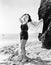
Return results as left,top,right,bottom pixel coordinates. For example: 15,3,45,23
38,0,51,49
38,0,51,20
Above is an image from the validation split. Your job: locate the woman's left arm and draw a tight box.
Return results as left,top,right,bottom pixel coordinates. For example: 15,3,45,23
30,19,43,26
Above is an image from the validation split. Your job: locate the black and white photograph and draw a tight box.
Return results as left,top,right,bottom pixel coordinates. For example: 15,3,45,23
0,0,51,65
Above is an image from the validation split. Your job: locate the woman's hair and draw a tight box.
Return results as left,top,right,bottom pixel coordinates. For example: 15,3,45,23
21,14,32,22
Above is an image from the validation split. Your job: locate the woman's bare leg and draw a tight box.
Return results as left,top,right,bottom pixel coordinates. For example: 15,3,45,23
20,39,27,61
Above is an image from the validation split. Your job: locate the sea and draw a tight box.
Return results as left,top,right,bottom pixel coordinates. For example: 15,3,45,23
0,33,39,48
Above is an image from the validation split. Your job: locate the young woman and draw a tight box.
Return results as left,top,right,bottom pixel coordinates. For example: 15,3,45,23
19,14,42,62
19,14,32,62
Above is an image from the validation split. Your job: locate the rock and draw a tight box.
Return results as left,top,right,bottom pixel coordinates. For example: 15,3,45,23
40,23,51,49
38,0,51,35
38,0,51,20
38,0,51,49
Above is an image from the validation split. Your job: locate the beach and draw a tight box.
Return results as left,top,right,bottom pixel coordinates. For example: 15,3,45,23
0,33,51,65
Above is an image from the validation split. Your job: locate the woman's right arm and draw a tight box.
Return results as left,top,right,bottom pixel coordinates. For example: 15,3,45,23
19,18,23,24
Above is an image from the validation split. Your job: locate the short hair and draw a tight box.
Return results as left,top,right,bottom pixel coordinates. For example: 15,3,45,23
21,14,32,22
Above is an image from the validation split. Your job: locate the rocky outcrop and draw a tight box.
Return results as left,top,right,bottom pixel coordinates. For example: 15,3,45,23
38,0,51,49
38,0,51,20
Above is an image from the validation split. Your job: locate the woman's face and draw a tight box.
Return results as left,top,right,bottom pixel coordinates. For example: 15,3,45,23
21,15,29,24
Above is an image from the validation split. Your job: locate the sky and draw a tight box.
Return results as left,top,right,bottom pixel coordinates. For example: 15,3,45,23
0,0,41,34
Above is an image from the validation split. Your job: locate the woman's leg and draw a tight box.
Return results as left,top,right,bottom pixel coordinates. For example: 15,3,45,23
20,39,27,59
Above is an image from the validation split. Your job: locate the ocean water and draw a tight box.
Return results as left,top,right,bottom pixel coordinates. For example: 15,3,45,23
0,34,20,48
0,33,39,48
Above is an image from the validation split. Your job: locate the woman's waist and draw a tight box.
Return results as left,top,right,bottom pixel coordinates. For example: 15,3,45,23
21,31,28,34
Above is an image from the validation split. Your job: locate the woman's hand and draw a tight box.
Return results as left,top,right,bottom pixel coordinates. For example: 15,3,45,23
39,19,43,22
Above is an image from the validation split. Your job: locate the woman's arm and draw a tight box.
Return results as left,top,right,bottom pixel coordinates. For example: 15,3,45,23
19,18,23,24
30,19,43,26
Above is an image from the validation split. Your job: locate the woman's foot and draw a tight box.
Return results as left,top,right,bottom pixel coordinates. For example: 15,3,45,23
16,55,23,61
21,56,30,62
